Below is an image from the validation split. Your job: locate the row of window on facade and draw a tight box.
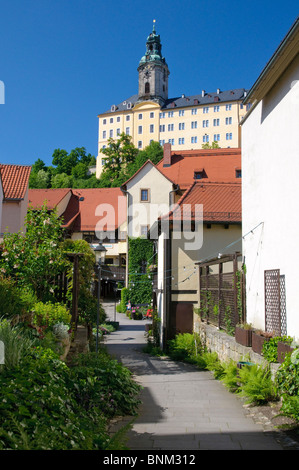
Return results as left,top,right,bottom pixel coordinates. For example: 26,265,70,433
101,133,234,156
159,133,233,145
102,119,234,140
102,102,252,125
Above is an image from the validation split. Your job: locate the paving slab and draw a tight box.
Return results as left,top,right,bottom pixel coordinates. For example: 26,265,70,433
103,302,285,451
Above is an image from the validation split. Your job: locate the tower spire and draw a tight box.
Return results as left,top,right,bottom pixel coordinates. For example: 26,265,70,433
137,24,170,104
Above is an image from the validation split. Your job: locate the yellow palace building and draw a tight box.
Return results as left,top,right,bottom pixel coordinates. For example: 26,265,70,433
96,22,250,178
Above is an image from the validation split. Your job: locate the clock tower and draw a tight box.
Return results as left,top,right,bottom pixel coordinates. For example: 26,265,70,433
137,21,170,105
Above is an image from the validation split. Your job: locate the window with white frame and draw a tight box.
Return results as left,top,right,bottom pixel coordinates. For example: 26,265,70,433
126,115,130,121
138,141,142,148
179,110,184,116
203,107,209,113
178,137,185,145
160,112,165,118
116,128,120,136
168,111,174,117
168,138,174,144
125,127,130,135
225,117,232,125
191,121,197,129
191,108,197,115
138,126,142,134
102,130,106,139
168,123,174,131
109,129,113,138
179,122,185,130
160,124,165,132
140,225,149,237
226,104,232,111
150,112,154,118
103,119,107,124
203,134,209,142
138,113,143,120
191,136,197,143
110,118,113,123
150,124,154,133
117,116,120,122
214,134,220,141
214,106,219,112
226,132,232,140
203,120,209,128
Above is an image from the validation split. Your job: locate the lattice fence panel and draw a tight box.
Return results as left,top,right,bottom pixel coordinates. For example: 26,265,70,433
265,269,281,335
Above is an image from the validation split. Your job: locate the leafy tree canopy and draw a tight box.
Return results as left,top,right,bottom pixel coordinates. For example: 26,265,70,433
29,138,163,190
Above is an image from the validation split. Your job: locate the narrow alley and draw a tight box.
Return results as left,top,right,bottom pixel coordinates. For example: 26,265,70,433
102,301,288,451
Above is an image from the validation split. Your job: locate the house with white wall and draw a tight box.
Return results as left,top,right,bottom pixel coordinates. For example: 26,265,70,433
156,180,242,346
0,164,31,237
241,17,299,340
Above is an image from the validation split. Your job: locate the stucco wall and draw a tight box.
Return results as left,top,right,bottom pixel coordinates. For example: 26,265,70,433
242,54,299,340
171,224,242,302
126,163,173,238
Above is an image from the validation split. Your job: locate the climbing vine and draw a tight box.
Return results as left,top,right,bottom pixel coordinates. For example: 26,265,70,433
128,237,154,305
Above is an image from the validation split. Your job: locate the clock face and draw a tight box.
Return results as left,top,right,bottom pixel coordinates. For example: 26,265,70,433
144,69,151,79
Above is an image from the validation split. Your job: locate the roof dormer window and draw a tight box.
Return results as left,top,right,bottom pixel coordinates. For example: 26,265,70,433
194,169,207,180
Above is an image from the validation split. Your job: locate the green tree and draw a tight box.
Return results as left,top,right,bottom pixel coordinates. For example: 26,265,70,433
51,173,73,188
100,133,139,185
201,141,220,149
127,141,163,178
0,205,69,301
29,169,50,189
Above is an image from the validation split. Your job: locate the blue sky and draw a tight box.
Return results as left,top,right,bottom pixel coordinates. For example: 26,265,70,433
0,0,298,167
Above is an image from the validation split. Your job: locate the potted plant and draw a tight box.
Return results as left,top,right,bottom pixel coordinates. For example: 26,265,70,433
277,336,295,363
235,323,253,347
251,329,274,355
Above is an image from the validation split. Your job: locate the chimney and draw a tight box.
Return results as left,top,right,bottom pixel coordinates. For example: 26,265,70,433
201,90,205,97
163,143,172,167
217,88,220,94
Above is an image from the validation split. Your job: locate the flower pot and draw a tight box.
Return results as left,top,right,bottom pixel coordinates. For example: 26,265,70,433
277,341,294,363
251,332,271,355
235,326,252,347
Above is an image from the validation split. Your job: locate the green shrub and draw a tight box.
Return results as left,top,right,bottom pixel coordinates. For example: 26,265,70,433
220,360,239,392
238,364,276,405
0,347,141,450
167,333,202,362
69,351,141,418
280,395,299,421
32,301,71,329
275,348,299,397
120,287,130,313
0,318,37,370
0,277,37,319
262,335,293,363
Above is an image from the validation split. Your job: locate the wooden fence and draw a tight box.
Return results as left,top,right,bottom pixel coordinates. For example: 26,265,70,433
196,253,245,333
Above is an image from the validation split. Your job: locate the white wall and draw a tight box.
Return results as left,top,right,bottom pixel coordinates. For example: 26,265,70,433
242,54,299,340
126,162,173,238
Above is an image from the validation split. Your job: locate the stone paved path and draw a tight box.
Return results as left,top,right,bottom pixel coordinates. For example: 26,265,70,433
103,302,285,451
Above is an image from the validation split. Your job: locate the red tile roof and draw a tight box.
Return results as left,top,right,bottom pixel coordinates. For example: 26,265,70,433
0,164,31,200
28,188,72,210
156,148,241,189
29,187,126,232
70,188,126,232
162,181,241,223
